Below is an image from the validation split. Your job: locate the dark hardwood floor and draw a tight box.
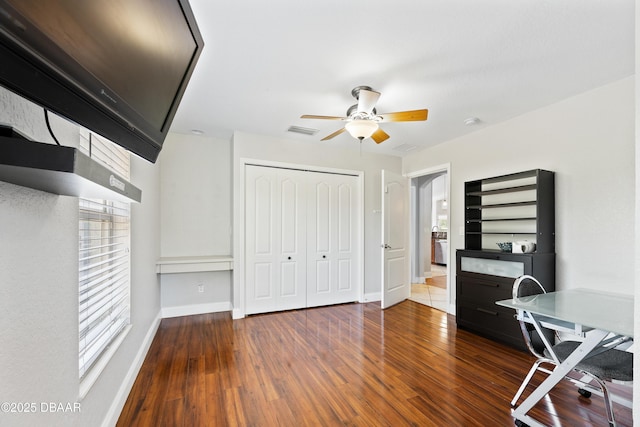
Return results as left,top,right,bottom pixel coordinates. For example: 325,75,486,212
117,301,632,426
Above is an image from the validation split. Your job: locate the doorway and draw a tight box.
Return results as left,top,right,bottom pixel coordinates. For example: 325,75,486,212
408,166,450,312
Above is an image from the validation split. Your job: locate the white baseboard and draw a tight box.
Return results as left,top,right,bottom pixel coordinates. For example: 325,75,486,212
161,301,232,318
448,303,456,315
101,310,161,427
232,307,244,319
363,292,381,302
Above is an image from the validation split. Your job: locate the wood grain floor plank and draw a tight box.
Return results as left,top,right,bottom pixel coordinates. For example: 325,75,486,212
160,398,184,427
117,301,632,426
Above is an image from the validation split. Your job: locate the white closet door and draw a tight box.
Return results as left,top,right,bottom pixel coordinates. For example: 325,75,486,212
306,172,359,307
245,166,306,314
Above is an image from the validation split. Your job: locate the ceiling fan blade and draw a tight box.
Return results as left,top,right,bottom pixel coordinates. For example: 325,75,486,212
357,89,380,114
371,128,390,144
378,109,428,122
301,114,346,120
320,127,346,141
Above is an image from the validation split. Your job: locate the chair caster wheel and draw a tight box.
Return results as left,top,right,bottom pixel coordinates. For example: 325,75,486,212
578,388,592,398
515,420,529,427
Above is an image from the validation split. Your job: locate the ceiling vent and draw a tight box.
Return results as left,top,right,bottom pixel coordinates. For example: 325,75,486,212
287,125,318,136
393,144,418,153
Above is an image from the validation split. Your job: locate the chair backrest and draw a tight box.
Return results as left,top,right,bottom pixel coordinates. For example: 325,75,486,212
513,274,545,299
512,275,551,358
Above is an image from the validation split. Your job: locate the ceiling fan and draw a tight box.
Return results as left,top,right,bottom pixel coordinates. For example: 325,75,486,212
301,86,428,144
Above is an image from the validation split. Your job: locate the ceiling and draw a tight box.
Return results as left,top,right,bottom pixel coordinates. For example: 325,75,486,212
169,0,634,157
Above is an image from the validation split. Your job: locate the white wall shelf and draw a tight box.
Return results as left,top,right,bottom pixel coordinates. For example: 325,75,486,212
156,256,233,274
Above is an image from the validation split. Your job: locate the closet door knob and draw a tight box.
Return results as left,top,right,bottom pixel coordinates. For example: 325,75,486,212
322,255,326,259
287,256,292,260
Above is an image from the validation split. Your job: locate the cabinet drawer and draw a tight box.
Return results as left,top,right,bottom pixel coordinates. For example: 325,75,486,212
459,255,526,278
457,300,523,346
457,275,513,302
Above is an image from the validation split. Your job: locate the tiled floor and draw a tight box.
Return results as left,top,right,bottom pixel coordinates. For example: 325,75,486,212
409,283,447,311
409,264,448,312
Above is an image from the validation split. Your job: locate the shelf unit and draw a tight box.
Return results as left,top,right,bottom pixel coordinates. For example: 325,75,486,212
457,169,555,350
464,169,555,253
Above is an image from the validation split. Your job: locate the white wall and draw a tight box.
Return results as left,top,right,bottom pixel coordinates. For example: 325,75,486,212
158,133,233,314
160,270,232,317
160,133,232,256
404,76,635,303
0,87,162,427
633,0,639,420
232,131,402,317
158,131,401,317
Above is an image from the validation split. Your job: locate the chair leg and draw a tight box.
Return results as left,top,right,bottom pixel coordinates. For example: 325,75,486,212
573,370,616,426
511,359,546,407
594,377,616,427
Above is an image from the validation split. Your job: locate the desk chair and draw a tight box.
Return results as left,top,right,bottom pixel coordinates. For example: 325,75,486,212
511,275,633,427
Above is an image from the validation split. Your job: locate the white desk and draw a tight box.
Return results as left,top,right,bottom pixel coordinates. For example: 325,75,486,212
156,256,233,274
496,288,634,427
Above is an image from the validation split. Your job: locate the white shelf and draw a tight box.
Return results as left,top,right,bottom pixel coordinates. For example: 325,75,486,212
156,256,233,274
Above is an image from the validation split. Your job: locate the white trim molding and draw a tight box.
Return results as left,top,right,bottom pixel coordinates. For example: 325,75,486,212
100,311,162,427
161,302,233,319
405,163,454,315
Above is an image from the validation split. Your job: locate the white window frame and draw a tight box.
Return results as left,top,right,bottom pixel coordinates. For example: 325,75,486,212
78,130,132,397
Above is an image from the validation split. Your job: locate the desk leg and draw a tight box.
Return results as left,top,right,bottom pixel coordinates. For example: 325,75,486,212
512,328,609,426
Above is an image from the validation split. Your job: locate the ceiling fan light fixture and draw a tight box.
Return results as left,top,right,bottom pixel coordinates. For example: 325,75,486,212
300,86,428,143
345,119,378,140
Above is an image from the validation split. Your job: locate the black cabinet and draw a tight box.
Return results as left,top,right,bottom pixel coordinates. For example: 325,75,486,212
456,169,555,350
456,250,555,350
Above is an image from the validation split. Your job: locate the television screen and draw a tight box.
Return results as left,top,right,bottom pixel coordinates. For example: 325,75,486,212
0,0,203,163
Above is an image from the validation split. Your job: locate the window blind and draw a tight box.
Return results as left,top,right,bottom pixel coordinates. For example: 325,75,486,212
78,130,131,380
79,130,130,179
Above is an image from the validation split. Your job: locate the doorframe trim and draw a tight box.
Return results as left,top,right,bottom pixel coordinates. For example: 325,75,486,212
234,157,365,319
405,163,453,314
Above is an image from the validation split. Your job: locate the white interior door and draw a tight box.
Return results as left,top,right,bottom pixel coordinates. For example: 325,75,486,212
307,172,359,307
245,165,306,314
381,169,409,309
278,171,307,311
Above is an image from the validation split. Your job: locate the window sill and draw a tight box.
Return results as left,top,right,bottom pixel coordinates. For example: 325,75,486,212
79,324,132,400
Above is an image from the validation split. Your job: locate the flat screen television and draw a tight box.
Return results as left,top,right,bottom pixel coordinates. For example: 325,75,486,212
0,0,204,163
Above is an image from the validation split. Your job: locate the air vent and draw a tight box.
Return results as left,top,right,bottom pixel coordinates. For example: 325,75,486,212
393,144,418,152
287,125,318,136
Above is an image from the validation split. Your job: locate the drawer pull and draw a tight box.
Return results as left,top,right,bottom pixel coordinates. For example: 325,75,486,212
476,308,498,316
475,282,499,288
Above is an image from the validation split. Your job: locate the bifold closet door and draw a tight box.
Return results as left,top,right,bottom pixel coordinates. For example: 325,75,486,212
306,172,359,307
245,165,307,315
